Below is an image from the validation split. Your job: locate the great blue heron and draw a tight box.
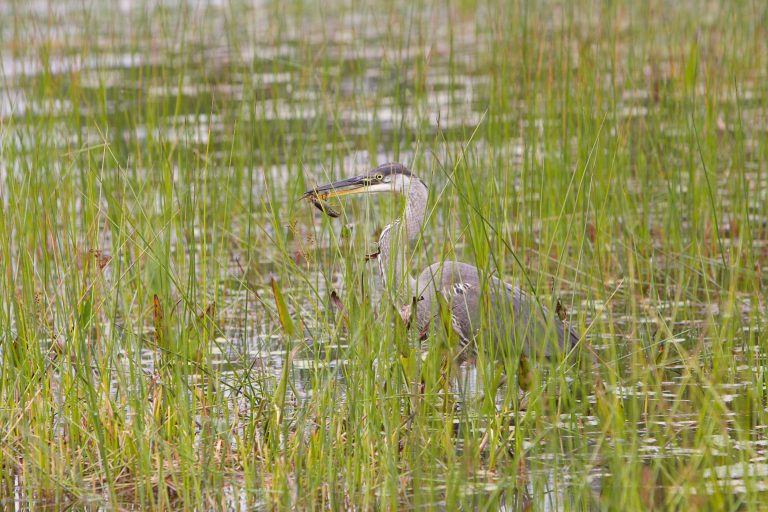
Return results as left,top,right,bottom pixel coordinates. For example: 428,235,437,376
303,163,579,360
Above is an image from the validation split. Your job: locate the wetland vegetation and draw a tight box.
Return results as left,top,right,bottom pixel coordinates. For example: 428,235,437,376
1,0,767,509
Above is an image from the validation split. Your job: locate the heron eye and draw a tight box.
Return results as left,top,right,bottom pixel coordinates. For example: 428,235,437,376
376,174,384,181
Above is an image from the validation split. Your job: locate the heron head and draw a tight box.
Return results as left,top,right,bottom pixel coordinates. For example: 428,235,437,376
301,163,422,201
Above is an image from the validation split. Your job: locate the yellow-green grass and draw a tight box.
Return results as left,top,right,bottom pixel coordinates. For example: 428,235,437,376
1,0,766,509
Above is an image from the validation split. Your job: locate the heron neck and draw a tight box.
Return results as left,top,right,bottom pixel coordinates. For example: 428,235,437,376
403,178,428,241
377,180,427,300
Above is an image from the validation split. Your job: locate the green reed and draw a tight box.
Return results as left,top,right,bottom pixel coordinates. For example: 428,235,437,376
0,0,766,510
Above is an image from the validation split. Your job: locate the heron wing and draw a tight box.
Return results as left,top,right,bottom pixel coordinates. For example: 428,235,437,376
415,261,579,358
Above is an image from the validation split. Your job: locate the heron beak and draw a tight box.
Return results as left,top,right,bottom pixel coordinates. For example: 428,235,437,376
301,175,370,200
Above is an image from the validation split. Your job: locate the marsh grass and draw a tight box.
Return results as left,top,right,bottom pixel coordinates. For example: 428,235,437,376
1,0,767,509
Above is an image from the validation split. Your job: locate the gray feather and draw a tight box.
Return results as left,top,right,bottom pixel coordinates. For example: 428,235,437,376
414,261,578,359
